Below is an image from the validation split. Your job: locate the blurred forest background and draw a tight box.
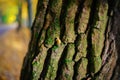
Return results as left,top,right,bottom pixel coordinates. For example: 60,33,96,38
0,0,37,80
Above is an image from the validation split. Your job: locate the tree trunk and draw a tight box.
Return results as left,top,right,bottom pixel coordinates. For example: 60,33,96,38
20,0,120,80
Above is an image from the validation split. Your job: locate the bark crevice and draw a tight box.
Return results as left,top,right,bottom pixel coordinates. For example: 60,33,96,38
39,47,52,80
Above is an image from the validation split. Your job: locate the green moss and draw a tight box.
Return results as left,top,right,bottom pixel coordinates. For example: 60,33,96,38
32,71,37,79
52,18,61,37
53,18,60,28
45,28,54,47
44,0,62,47
65,73,70,79
32,60,39,66
35,32,39,38
45,37,53,45
52,45,59,51
66,0,76,8
44,17,60,47
64,59,73,63
32,60,41,80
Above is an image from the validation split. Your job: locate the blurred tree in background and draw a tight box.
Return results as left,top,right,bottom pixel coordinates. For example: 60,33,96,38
0,0,19,24
0,0,37,80
0,0,38,26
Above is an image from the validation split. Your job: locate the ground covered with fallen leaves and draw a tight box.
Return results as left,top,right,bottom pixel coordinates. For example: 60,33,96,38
0,28,31,80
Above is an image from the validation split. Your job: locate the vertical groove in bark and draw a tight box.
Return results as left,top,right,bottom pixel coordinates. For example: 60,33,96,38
86,0,109,78
55,45,68,80
72,0,93,79
86,0,99,77
44,0,62,48
95,16,114,80
74,34,87,62
20,0,49,80
60,0,78,43
32,44,48,80
91,0,108,74
33,0,63,80
77,0,93,34
61,44,75,80
44,44,65,80
73,0,93,62
74,0,85,34
39,46,52,80
73,58,88,80
94,1,119,80
56,44,75,80
110,1,120,79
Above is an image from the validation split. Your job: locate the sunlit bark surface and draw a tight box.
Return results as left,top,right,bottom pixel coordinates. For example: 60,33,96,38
21,0,120,80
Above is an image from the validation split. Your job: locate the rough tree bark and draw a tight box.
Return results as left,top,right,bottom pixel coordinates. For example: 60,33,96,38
20,0,120,80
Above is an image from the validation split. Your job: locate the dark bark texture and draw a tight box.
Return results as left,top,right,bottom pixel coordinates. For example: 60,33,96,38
20,0,120,80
